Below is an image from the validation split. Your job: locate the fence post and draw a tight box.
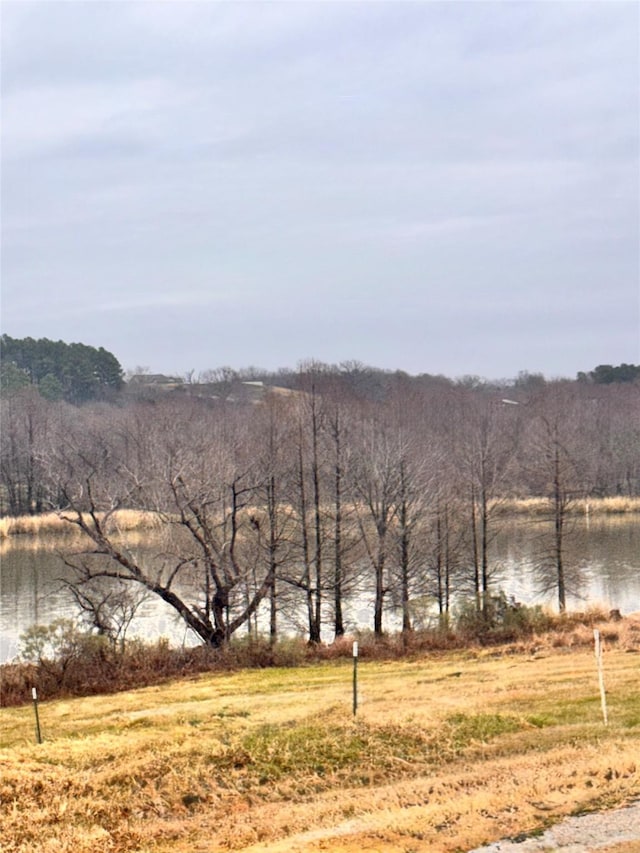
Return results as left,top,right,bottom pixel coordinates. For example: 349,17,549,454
594,629,608,726
352,641,358,716
32,687,43,744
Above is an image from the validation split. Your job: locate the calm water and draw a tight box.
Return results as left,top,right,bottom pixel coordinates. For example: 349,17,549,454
1,517,639,663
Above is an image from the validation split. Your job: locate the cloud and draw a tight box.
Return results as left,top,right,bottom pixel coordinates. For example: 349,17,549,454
1,1,638,379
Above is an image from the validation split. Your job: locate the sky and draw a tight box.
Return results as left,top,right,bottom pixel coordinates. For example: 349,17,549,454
1,1,639,381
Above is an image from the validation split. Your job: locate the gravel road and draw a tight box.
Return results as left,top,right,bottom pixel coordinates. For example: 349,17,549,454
468,801,640,852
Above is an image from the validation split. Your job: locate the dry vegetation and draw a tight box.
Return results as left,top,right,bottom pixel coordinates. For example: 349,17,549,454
1,496,639,541
0,509,164,541
0,607,627,708
494,496,640,517
1,616,639,853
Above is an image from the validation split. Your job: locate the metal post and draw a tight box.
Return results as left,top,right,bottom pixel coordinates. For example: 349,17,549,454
352,641,358,716
594,630,608,725
32,687,42,744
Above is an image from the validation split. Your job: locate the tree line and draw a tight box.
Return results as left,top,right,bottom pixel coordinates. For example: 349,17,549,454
0,335,124,403
1,359,638,647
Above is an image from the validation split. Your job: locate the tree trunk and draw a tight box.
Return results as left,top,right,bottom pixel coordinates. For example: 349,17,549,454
310,385,323,643
374,533,386,636
553,440,567,613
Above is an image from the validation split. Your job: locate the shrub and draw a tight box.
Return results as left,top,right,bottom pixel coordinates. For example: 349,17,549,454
455,592,553,643
18,618,119,699
222,634,308,669
0,662,38,706
2,609,632,708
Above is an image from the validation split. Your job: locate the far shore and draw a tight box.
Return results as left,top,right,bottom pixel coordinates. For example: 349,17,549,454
1,496,639,542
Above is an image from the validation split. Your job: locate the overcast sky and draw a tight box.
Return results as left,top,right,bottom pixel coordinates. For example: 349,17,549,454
1,1,638,380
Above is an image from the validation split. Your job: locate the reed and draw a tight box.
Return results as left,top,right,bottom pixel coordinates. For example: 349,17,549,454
590,495,640,514
2,496,639,542
0,509,163,541
495,496,640,516
0,512,71,540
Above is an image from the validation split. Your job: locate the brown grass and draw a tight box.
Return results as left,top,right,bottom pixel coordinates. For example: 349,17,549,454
2,496,639,541
0,508,164,541
495,496,640,516
599,845,640,853
1,617,639,853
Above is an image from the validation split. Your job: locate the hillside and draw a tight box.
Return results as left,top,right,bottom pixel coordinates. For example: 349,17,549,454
2,617,639,853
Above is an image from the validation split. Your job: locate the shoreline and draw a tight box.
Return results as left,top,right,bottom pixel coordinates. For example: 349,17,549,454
1,496,639,542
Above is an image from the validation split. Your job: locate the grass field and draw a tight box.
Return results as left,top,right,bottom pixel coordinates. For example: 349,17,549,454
1,621,639,853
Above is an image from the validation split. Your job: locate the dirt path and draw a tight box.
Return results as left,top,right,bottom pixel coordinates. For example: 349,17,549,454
468,801,640,852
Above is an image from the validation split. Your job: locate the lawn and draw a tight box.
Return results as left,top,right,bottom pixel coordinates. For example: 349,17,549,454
1,634,639,853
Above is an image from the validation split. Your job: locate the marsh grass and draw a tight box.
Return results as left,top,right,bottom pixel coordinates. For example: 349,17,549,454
0,508,163,540
1,496,638,541
494,496,640,516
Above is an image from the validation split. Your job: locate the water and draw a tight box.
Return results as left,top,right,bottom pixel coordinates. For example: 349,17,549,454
1,517,639,663
491,517,640,611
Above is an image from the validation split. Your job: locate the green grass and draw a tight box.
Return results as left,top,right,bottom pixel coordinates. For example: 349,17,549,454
443,712,523,744
205,711,532,793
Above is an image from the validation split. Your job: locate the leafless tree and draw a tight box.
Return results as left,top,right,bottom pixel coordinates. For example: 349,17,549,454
321,381,364,639
59,573,149,651
0,389,62,515
526,385,589,612
455,390,520,616
351,410,404,636
286,370,329,644
248,394,298,643
52,399,276,647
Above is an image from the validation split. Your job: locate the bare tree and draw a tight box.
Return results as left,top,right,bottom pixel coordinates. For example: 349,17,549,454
455,391,520,617
52,399,277,647
0,389,61,515
249,394,298,643
322,382,363,639
288,375,327,644
351,411,403,636
60,574,148,651
527,385,588,612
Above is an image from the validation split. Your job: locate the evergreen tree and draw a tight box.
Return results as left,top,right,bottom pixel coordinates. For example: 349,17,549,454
0,335,124,403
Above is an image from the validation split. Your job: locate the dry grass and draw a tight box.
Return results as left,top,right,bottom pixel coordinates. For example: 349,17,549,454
0,509,163,541
2,496,638,541
1,619,639,853
599,845,640,853
591,496,640,514
495,496,640,516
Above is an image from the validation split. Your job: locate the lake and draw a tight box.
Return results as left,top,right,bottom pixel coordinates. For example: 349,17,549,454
1,516,639,663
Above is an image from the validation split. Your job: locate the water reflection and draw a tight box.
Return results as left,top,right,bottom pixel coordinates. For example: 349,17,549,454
1,517,639,663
